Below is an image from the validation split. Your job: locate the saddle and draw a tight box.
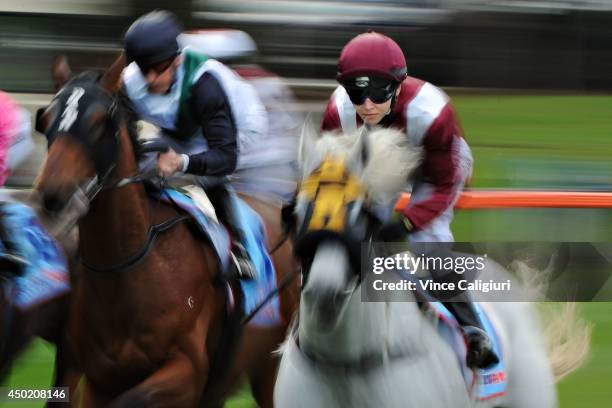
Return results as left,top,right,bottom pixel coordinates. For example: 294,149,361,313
0,201,69,311
425,301,508,402
156,187,282,327
0,203,28,278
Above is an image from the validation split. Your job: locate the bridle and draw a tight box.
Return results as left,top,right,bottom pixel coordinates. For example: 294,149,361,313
293,155,380,287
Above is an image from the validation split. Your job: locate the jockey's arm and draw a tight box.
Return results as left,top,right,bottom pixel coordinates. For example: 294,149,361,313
401,105,461,230
185,73,238,177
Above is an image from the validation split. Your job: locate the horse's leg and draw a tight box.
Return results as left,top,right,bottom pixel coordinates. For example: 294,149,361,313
34,296,70,380
244,241,298,408
104,294,223,408
233,195,300,407
107,353,208,408
248,327,288,408
45,332,82,408
218,325,285,408
0,300,37,382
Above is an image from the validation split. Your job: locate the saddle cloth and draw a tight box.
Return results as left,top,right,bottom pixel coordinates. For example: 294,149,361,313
160,188,281,327
427,301,507,402
0,202,70,310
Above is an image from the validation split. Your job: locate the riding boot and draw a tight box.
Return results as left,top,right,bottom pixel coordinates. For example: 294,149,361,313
207,185,257,280
421,243,499,369
443,297,500,369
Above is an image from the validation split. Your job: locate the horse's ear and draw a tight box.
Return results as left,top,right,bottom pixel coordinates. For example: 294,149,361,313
100,52,126,93
298,114,319,170
51,55,72,91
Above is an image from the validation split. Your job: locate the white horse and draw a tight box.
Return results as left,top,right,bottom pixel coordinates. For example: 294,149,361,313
274,124,591,408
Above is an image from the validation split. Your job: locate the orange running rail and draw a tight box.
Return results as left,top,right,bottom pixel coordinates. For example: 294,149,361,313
394,190,612,211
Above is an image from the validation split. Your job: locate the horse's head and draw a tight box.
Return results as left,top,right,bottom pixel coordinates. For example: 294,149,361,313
294,122,421,329
35,55,126,215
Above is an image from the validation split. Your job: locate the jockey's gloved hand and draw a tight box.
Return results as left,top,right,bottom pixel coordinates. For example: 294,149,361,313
376,215,414,242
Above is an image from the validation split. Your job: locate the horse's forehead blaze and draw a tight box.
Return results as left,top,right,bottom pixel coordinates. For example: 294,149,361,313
299,156,363,232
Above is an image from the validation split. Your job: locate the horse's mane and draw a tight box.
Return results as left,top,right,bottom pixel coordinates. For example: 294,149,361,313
312,127,422,205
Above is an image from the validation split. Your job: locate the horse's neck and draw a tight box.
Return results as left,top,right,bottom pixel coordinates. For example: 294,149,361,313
298,291,428,362
78,130,151,265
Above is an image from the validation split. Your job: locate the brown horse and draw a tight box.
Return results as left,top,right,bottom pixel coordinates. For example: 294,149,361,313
35,57,298,407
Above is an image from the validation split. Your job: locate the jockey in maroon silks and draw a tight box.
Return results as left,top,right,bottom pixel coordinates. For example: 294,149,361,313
321,31,498,369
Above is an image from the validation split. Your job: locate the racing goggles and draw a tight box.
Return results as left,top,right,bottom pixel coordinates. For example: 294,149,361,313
343,77,399,105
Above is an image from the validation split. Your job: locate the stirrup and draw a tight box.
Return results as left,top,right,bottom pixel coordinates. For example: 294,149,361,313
463,325,500,369
228,243,256,280
0,253,29,277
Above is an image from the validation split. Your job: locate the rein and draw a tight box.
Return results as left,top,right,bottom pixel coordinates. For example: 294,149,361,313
81,213,189,274
77,172,190,274
53,169,154,239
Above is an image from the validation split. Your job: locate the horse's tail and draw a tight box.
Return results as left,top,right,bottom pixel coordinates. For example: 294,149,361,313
511,260,591,381
541,302,592,382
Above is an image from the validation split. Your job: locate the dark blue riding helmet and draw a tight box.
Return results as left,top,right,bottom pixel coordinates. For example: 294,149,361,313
123,10,182,71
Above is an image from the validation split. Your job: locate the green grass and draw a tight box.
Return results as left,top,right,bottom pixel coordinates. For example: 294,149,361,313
454,94,612,189
3,94,612,407
455,95,612,157
557,303,612,407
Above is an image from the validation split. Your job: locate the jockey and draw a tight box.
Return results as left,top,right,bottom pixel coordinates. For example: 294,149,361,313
122,10,263,280
321,31,499,369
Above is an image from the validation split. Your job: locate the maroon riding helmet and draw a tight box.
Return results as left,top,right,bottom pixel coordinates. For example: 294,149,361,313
337,31,408,85
337,32,408,105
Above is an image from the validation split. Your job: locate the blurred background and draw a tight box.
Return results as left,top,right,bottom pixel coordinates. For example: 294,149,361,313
1,0,612,406
3,0,612,92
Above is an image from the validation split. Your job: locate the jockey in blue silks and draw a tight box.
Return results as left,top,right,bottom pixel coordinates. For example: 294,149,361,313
122,10,269,279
